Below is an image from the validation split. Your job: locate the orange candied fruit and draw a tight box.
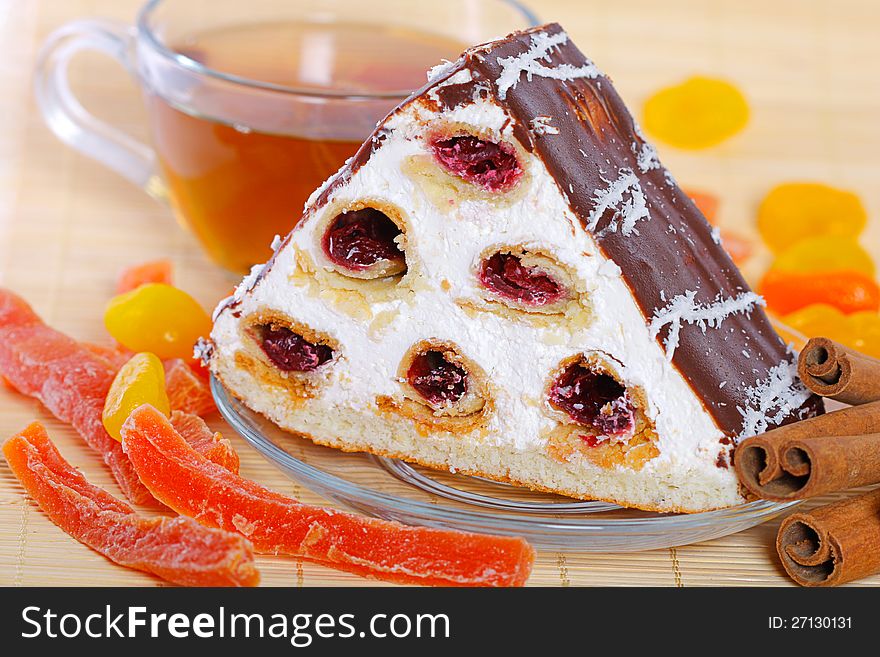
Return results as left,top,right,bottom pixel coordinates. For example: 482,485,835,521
165,358,216,416
102,352,170,442
781,304,854,346
849,311,880,359
116,259,173,294
771,236,874,277
642,76,749,149
2,422,258,587
760,269,880,316
757,182,867,253
684,188,719,224
782,305,880,360
104,283,212,360
0,288,155,505
718,229,754,265
121,405,535,587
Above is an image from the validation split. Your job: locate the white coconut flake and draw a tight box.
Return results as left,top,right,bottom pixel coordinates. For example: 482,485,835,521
737,356,812,440
631,121,660,173
710,226,722,245
427,59,457,82
236,263,264,298
270,234,282,250
495,30,601,100
212,297,233,322
529,115,560,135
649,290,766,359
587,168,650,236
193,337,214,366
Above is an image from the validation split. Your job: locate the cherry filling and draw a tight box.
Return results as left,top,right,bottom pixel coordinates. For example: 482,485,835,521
406,350,469,406
479,253,567,306
431,136,523,192
257,325,333,372
323,208,405,272
549,363,635,437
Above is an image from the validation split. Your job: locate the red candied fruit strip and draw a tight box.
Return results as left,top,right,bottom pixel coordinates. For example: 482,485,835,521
122,405,535,587
407,350,468,406
2,422,259,587
165,358,217,416
0,288,156,506
322,208,405,271
549,363,635,436
170,410,239,474
479,253,567,306
431,135,523,192
258,326,333,372
116,259,173,294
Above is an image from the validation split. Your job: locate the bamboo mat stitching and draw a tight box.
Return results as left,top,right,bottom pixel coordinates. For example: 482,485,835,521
669,548,683,587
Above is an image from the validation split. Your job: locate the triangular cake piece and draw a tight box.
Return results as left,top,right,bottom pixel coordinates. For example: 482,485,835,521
207,23,823,512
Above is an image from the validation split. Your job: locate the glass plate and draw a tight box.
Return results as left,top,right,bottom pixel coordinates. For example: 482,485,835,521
212,377,797,552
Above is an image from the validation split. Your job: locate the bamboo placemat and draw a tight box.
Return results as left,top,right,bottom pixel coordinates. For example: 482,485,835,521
1,0,878,587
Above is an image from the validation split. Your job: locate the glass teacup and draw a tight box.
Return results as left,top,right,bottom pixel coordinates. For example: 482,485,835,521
35,0,538,273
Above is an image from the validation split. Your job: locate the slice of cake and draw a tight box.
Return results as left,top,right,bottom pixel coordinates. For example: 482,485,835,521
207,23,823,512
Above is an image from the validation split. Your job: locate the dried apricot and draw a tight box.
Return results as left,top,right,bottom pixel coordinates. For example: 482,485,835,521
771,236,874,277
757,182,867,253
782,304,855,345
848,312,880,359
761,270,880,316
781,305,880,360
642,76,749,149
116,259,173,294
102,353,170,442
104,283,212,360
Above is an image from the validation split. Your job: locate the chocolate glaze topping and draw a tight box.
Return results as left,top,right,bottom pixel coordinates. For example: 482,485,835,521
238,23,822,439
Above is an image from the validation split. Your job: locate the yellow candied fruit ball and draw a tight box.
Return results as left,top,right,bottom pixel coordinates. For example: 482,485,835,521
642,76,749,149
848,311,880,359
771,236,875,278
104,283,212,360
757,182,868,253
782,304,855,346
102,352,170,442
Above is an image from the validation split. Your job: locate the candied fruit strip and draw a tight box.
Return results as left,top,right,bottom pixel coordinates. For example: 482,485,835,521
122,405,535,587
170,410,239,474
0,288,156,506
2,422,259,587
82,342,134,371
164,358,217,416
116,259,173,294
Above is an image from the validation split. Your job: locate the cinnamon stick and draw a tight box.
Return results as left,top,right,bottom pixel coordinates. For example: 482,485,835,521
798,337,880,405
776,488,880,587
735,401,880,500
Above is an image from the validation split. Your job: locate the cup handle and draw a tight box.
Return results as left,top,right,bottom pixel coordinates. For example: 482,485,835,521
34,19,161,197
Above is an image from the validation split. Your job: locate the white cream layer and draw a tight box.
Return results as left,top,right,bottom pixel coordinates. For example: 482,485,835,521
212,93,738,499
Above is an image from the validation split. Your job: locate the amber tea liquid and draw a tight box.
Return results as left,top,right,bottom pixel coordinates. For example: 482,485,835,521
148,21,465,273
